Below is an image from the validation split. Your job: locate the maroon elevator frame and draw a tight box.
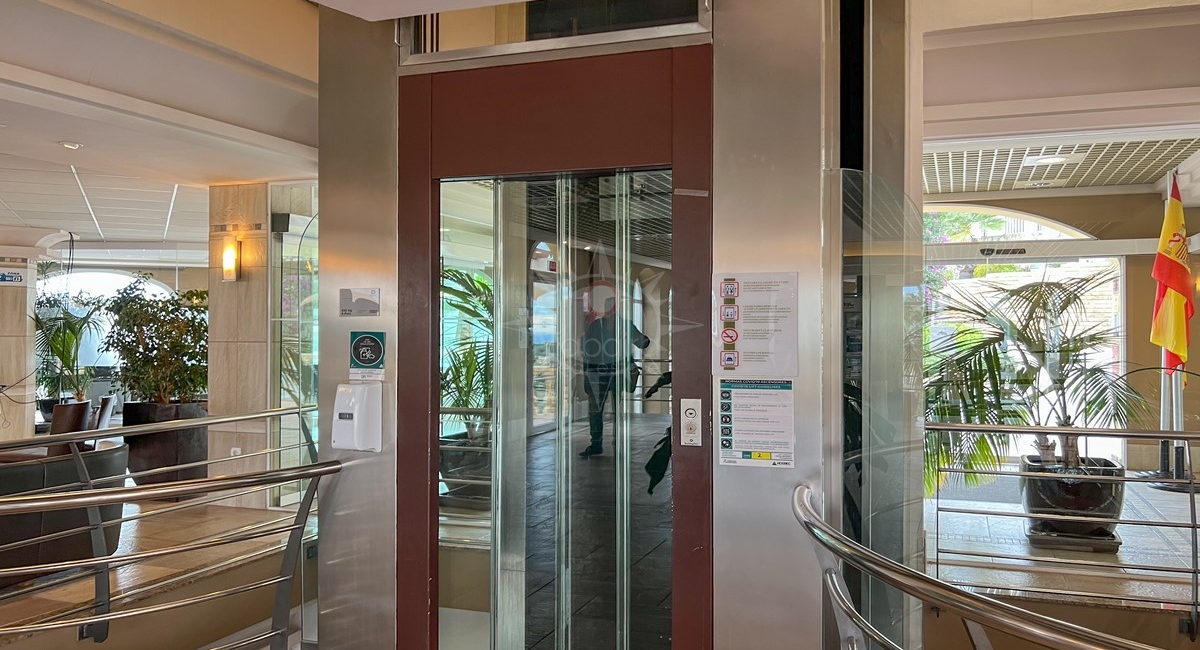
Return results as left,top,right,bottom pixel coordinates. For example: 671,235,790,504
396,45,713,649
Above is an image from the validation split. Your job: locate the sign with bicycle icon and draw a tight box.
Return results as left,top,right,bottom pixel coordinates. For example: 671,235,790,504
350,331,386,379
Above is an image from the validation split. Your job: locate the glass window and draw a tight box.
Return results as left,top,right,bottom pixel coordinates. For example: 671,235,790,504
413,0,701,55
924,205,1092,243
38,270,172,368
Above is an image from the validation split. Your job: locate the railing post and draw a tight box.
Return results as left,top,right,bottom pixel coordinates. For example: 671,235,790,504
1189,471,1198,642
67,443,110,643
269,475,322,650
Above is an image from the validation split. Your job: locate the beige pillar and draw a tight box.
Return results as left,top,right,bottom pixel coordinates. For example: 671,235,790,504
207,183,271,507
0,257,36,440
0,228,68,441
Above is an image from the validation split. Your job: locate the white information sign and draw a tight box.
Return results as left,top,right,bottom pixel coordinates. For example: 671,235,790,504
712,273,799,376
716,379,795,468
0,268,28,287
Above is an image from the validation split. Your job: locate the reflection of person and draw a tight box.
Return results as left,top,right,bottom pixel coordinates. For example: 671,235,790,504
579,297,650,457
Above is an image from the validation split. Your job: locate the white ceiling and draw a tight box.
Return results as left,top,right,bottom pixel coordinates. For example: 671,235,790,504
0,153,208,243
0,0,319,266
922,7,1200,205
923,138,1200,195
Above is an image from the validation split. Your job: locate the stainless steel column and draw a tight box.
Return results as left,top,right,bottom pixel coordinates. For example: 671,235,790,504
712,0,839,649
494,180,531,648
317,8,399,650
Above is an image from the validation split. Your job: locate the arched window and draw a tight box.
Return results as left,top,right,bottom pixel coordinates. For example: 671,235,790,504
38,271,173,367
923,204,1092,244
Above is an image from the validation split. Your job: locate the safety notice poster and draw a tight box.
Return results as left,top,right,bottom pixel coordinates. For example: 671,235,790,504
712,273,799,376
717,379,795,468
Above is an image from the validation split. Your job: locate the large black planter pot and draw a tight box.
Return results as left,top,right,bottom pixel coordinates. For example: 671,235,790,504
438,433,491,511
1020,455,1124,538
37,398,59,421
123,402,208,487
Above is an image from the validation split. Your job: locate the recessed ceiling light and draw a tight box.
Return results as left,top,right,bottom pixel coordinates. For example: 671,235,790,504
1025,181,1055,188
1022,153,1085,167
59,141,83,150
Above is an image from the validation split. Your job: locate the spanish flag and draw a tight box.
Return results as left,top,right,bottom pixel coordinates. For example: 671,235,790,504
1151,171,1193,372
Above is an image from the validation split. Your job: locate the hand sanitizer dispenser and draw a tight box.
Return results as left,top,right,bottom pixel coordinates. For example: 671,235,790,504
331,382,383,452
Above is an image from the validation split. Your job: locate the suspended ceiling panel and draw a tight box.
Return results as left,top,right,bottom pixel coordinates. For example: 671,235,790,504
0,154,208,244
524,171,673,264
922,138,1200,195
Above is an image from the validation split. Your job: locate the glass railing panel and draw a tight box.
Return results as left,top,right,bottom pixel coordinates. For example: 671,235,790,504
835,168,925,648
268,181,320,643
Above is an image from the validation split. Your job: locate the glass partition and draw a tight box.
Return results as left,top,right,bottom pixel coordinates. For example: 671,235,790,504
267,182,320,643
917,185,1197,624
836,169,925,647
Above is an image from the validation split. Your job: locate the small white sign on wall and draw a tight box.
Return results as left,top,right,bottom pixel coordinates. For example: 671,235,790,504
712,272,799,376
0,269,28,287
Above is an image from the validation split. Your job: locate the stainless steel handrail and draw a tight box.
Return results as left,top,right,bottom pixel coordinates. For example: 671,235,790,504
0,405,316,453
0,461,341,515
0,461,337,644
440,407,490,416
0,523,302,577
792,484,1161,650
0,576,290,636
925,420,1200,442
824,569,902,650
0,483,294,558
5,441,312,499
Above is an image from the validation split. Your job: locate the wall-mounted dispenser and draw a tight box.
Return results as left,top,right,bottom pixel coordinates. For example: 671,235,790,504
331,381,383,452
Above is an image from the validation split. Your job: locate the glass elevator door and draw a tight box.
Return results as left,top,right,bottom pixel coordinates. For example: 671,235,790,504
439,170,675,649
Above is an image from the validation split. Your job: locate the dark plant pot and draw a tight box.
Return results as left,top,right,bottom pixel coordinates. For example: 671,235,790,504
123,402,208,489
37,399,59,421
438,434,491,511
1020,455,1124,537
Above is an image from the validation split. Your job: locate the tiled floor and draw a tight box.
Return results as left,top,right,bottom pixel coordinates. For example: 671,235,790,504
0,502,302,645
929,473,1200,609
523,413,674,650
438,411,677,649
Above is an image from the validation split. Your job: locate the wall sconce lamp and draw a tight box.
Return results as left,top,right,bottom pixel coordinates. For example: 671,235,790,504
221,237,241,282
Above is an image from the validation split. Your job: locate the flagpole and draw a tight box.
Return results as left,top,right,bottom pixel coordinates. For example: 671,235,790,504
1162,348,1174,475
1174,363,1187,479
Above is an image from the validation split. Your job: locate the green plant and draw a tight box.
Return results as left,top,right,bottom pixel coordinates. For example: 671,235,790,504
924,271,1150,490
32,292,104,402
101,278,209,404
440,268,494,442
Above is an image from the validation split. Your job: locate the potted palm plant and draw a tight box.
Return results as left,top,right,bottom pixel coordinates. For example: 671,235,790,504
101,278,209,486
439,268,494,510
925,272,1150,548
32,292,104,405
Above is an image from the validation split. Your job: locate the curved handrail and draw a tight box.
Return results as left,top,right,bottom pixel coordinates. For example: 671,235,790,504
925,420,1200,442
0,405,317,453
0,461,341,515
792,485,1162,650
823,569,902,650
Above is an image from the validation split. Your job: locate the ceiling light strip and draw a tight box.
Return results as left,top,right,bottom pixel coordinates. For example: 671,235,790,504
162,183,179,241
933,152,944,193
1001,148,1016,192
70,165,105,241
0,194,30,227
